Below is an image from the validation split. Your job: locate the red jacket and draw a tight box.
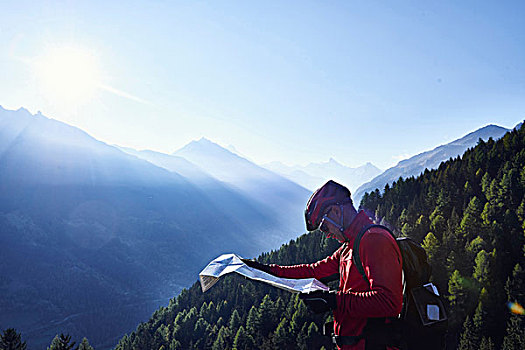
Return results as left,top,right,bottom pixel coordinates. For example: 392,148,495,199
269,211,403,350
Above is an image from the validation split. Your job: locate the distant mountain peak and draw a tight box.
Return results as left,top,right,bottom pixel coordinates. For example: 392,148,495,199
470,123,505,133
7,106,32,116
473,124,508,135
448,124,508,147
197,136,214,144
327,157,341,165
191,137,225,149
174,137,237,158
187,137,217,148
16,106,30,113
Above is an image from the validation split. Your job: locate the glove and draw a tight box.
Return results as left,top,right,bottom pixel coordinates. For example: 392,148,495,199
299,290,337,314
241,258,274,275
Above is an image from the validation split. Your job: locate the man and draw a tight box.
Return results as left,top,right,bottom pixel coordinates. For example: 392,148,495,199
243,180,403,350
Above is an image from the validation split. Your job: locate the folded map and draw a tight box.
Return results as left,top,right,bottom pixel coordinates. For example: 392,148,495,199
199,253,330,293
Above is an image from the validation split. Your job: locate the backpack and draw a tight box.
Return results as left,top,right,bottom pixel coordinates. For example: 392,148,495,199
352,224,448,350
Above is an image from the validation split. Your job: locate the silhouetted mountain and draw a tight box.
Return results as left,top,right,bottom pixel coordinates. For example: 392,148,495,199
264,159,381,192
354,125,510,204
0,107,304,349
118,146,300,250
118,146,215,183
262,161,324,190
173,138,311,239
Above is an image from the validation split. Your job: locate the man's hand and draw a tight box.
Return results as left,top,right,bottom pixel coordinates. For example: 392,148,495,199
299,290,337,314
241,258,274,275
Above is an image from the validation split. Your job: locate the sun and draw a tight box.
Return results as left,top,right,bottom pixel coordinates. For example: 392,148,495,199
34,46,102,108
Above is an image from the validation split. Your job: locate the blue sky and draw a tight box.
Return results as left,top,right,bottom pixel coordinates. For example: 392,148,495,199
1,1,524,169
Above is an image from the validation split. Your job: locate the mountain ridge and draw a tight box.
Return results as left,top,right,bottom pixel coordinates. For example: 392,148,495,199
172,137,311,242
354,124,510,204
0,107,307,350
263,158,382,192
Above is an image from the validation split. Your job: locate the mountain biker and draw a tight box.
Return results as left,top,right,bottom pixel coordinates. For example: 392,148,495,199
243,180,403,350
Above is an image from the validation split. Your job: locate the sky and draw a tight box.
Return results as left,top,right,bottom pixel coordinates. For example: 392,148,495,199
1,0,524,170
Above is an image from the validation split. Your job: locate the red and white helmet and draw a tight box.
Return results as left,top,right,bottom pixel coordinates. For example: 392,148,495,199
304,180,352,231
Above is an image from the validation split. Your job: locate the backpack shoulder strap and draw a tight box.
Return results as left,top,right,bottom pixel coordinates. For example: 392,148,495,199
352,224,396,288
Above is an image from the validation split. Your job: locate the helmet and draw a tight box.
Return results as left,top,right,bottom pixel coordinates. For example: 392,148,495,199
304,180,352,231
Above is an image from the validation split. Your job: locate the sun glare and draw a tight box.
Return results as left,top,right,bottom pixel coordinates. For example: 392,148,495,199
34,46,102,108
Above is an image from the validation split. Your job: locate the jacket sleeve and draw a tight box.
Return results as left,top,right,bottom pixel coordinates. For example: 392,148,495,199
268,245,342,280
335,231,403,318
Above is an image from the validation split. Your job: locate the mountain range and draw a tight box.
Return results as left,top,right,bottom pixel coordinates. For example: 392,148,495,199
263,158,381,192
0,104,519,349
172,137,309,231
0,106,308,349
119,141,310,249
353,125,511,204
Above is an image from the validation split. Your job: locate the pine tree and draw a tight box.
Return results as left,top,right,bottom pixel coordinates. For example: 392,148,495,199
502,315,525,350
465,236,486,262
47,334,76,350
255,295,276,337
169,339,182,350
448,270,477,326
481,172,492,196
272,319,293,349
304,322,321,350
430,214,447,237
290,296,308,336
296,322,309,350
193,318,210,344
479,336,494,350
229,309,242,331
412,215,430,242
473,249,495,287
458,196,484,246
458,316,477,350
77,338,93,350
274,297,285,319
502,262,525,350
505,263,525,303
472,288,489,342
199,301,214,322
211,326,231,350
245,306,258,339
232,326,254,350
422,232,440,263
180,306,198,340
0,328,27,350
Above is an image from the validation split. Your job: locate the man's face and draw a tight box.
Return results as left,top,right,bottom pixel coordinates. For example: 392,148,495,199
319,206,347,243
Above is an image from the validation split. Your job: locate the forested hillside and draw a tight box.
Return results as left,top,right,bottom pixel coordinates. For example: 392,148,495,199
360,125,525,349
115,124,525,350
115,233,341,350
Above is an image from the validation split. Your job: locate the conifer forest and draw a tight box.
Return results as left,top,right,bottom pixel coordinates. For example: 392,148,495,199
111,125,525,349
3,126,524,349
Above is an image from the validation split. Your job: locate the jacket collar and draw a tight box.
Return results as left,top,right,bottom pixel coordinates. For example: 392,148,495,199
342,210,373,245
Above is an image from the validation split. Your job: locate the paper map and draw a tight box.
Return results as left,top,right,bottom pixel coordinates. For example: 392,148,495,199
199,253,330,293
